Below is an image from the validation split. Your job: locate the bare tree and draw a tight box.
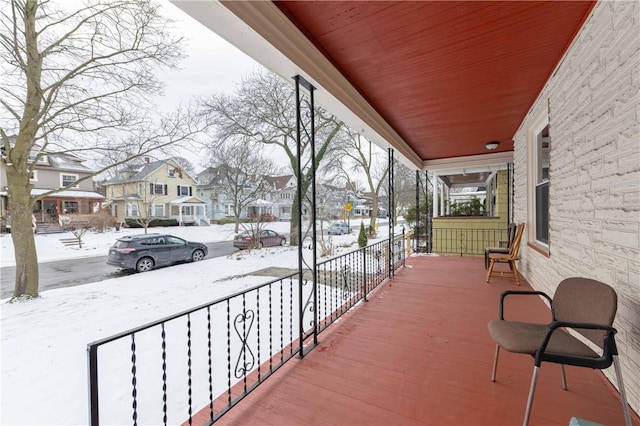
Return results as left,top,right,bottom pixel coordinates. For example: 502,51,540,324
0,0,194,299
127,179,164,235
206,140,277,233
327,128,389,233
394,162,421,217
200,70,344,245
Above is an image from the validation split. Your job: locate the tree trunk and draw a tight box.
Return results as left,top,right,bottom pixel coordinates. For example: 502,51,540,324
289,200,300,246
369,197,379,233
8,171,39,299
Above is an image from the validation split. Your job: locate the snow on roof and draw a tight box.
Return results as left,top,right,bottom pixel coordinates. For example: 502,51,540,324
170,196,206,204
30,189,105,199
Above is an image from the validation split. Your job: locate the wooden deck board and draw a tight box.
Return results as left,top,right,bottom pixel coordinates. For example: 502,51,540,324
192,255,638,426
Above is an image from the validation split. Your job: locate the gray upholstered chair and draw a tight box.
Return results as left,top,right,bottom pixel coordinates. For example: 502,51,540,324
484,223,517,269
488,277,632,426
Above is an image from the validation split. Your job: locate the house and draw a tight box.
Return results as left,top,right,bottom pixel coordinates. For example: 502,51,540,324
197,166,272,221
196,166,233,221
0,141,104,231
264,175,296,220
85,2,639,423
103,157,208,226
171,0,639,419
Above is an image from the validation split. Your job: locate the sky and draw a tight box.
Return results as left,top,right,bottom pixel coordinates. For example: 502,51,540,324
0,221,404,424
152,2,267,171
157,2,263,112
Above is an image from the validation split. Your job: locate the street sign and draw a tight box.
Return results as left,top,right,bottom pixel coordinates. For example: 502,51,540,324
345,203,353,212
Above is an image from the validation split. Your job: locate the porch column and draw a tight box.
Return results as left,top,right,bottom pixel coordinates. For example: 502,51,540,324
294,74,318,356
433,175,442,217
443,184,448,216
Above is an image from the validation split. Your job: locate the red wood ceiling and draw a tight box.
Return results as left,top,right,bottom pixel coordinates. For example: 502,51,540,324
275,1,595,161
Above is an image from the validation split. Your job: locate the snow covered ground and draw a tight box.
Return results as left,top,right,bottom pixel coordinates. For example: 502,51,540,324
0,220,394,425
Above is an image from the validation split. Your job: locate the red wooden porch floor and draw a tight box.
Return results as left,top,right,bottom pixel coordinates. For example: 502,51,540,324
193,255,638,426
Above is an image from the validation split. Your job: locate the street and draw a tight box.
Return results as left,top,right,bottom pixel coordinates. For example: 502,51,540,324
1,241,237,299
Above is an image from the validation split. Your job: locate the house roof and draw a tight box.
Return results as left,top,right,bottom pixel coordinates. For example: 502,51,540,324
105,158,197,185
170,196,206,205
44,153,92,172
264,175,294,190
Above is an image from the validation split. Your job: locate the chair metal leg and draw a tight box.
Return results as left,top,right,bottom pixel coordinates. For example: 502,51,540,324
560,364,567,390
523,366,540,426
491,344,500,382
613,355,632,426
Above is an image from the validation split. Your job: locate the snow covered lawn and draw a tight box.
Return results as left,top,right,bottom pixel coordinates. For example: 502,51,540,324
0,221,380,425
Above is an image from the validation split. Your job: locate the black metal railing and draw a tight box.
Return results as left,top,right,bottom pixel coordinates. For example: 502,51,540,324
87,234,405,426
427,227,509,256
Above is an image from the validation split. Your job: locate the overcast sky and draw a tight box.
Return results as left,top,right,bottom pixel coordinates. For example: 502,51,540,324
157,2,263,110
154,2,284,171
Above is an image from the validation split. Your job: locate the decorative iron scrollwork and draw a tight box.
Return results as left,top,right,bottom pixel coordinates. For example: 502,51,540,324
302,279,316,328
234,310,255,378
341,265,351,300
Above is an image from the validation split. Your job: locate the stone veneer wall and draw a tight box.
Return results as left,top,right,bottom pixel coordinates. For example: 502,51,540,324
512,1,639,413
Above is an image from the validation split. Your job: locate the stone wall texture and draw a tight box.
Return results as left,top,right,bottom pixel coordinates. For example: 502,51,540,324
513,0,640,414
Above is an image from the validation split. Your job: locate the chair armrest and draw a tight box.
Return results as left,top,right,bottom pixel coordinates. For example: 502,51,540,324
535,321,618,367
498,290,552,320
549,321,617,333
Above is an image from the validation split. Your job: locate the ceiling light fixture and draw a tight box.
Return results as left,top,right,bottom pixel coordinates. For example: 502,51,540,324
485,141,500,150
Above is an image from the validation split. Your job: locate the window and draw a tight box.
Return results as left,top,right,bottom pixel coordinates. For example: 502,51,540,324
61,174,78,188
168,166,182,178
28,152,47,163
29,170,38,182
534,122,550,245
150,204,165,217
62,201,78,214
137,182,143,195
150,183,166,195
126,203,140,217
177,185,191,196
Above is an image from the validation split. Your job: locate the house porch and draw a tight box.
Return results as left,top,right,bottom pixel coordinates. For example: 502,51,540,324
191,255,638,426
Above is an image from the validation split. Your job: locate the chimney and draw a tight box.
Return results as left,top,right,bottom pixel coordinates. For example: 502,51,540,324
144,157,150,163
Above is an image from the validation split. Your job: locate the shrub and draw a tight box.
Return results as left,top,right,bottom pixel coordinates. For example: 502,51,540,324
124,218,179,228
90,214,113,233
215,217,237,225
358,222,368,248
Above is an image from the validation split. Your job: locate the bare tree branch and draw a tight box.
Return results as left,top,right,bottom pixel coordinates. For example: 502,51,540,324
0,0,191,299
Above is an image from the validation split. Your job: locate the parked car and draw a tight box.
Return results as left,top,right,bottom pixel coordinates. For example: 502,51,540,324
106,234,208,272
233,229,287,249
327,222,350,235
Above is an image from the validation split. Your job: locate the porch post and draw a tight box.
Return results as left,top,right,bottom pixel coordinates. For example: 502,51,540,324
294,75,318,357
415,170,420,252
388,148,395,277
433,175,439,218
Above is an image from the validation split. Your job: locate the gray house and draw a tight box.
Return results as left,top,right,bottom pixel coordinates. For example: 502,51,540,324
0,144,104,231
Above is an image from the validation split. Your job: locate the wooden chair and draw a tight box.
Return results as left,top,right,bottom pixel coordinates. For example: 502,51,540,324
484,223,517,269
488,278,632,426
486,223,524,285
